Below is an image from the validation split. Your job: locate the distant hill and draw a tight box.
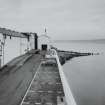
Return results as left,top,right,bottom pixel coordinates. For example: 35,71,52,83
54,39,105,44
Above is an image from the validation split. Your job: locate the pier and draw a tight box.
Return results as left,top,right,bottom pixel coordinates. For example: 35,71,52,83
0,27,93,105
21,55,65,105
0,49,92,105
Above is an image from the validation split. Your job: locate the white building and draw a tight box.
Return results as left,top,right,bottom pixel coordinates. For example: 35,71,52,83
0,28,34,66
38,34,51,50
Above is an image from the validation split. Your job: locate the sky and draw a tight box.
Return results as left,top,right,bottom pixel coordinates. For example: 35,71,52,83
0,0,105,40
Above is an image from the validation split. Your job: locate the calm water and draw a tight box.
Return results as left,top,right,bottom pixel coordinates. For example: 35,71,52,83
54,42,105,105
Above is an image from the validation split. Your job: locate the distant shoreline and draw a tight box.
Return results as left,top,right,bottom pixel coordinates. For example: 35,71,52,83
54,39,105,44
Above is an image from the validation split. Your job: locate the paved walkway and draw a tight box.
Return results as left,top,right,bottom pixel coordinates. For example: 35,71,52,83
0,53,41,105
21,58,65,105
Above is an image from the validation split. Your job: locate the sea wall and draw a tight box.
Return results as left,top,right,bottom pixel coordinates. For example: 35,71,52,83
56,49,95,65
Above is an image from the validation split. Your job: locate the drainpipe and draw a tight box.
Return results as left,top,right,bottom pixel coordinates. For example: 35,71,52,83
34,33,38,50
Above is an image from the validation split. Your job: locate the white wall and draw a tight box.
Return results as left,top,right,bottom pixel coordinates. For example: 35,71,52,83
38,35,50,50
0,33,30,66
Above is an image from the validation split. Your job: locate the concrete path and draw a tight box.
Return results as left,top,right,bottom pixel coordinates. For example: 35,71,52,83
0,53,41,105
21,58,65,105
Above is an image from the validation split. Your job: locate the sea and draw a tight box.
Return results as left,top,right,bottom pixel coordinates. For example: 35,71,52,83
53,42,105,105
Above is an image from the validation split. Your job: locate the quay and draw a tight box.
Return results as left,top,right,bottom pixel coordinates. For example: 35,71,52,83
21,54,65,105
0,27,93,105
0,49,67,105
0,48,92,105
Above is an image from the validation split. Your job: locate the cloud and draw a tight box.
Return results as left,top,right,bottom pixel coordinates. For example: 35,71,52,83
0,0,105,39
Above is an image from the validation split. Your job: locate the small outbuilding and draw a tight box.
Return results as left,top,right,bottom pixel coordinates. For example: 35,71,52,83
38,34,51,51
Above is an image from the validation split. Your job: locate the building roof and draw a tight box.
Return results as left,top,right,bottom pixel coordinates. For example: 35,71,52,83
0,27,28,38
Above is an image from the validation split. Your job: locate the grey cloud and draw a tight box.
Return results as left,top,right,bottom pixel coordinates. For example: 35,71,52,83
0,0,105,40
